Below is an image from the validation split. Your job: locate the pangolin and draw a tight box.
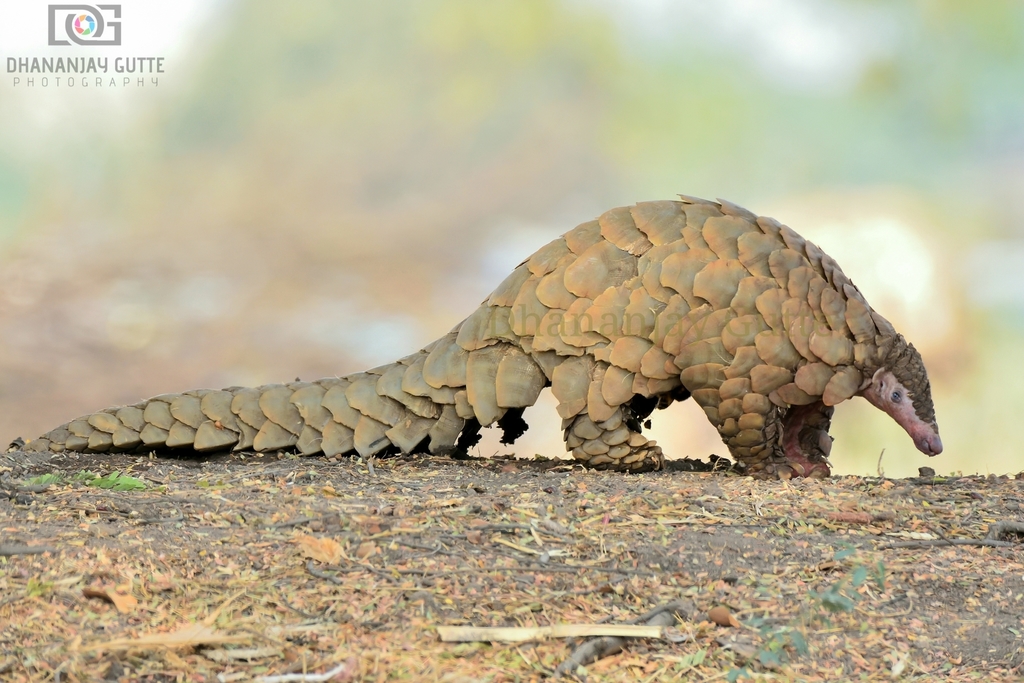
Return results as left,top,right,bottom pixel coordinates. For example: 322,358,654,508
18,195,942,478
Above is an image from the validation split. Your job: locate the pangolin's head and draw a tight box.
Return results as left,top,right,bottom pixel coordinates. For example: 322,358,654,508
860,336,942,456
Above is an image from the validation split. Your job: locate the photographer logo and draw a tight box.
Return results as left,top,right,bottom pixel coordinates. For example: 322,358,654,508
48,4,122,46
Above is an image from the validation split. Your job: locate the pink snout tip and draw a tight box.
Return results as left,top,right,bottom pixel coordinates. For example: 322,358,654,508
915,433,943,457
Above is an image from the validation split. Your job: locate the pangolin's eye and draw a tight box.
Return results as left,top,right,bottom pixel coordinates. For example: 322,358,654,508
891,391,901,402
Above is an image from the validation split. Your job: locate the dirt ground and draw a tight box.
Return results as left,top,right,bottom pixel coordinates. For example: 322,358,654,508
1,448,1023,682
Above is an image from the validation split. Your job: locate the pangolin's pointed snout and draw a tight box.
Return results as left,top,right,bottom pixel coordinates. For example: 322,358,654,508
914,429,942,457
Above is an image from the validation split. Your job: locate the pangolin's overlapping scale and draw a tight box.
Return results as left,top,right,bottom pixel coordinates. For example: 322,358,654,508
693,260,749,310
750,365,793,395
787,266,816,303
639,344,674,380
622,288,665,340
563,220,603,255
807,277,828,324
724,345,764,380
465,345,507,426
428,404,465,454
346,374,406,427
535,266,576,310
768,249,810,289
630,201,686,246
322,379,361,429
795,363,835,396
560,297,605,348
532,309,586,356
232,388,269,434
660,249,717,307
680,362,726,391
551,355,595,419
377,364,441,419
638,240,690,304
494,347,546,408
609,336,653,374
456,305,516,351
585,286,630,342
721,314,770,355
423,332,469,389
586,364,617,422
845,296,876,344
702,215,759,260
563,240,637,301
488,264,533,307
754,330,803,368
809,328,855,366
823,366,862,406
774,383,816,406
598,206,653,256
353,415,390,457
652,295,691,351
510,277,548,337
260,385,304,435
717,198,759,222
784,299,820,362
678,308,735,349
736,232,778,278
527,237,571,276
403,356,459,404
385,415,435,454
253,418,297,452
321,421,355,457
194,421,238,452
601,364,635,406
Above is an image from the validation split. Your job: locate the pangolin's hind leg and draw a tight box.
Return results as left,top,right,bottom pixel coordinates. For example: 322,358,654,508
563,405,664,472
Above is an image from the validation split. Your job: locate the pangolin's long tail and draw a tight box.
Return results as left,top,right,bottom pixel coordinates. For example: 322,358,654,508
23,323,550,457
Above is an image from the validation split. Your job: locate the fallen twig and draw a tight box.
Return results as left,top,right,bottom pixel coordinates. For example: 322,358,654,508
985,520,1024,542
883,539,1014,549
438,623,666,643
138,513,185,525
855,596,914,619
306,560,344,584
306,558,651,585
254,656,357,683
553,599,694,679
925,524,955,546
0,544,58,556
271,516,320,530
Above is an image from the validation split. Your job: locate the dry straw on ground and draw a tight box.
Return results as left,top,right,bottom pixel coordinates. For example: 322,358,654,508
1,448,1022,681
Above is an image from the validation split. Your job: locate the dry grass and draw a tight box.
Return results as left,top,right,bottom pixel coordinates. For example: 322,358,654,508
1,449,1022,681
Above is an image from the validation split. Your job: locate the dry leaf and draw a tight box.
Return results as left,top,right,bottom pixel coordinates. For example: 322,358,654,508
708,606,739,627
427,497,464,508
294,534,342,564
827,511,872,524
203,646,281,662
86,622,251,651
466,530,483,545
83,585,138,614
355,541,376,559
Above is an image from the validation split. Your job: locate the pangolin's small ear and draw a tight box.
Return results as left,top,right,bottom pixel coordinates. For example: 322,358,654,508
857,368,883,392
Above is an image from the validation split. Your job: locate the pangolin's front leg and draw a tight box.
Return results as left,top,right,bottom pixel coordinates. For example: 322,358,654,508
713,399,833,479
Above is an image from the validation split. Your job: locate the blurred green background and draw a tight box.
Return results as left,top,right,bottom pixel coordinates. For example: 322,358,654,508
1,0,1022,477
